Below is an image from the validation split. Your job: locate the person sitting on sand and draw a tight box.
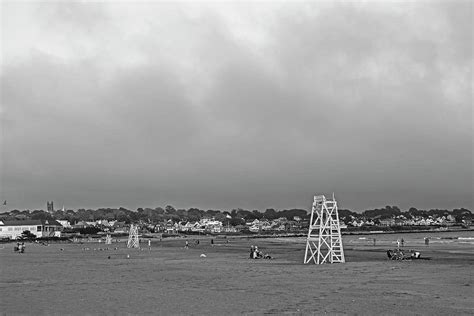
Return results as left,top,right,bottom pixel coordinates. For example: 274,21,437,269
252,246,258,259
411,251,421,259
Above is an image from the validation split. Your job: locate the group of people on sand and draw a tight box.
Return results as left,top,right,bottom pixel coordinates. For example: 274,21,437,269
386,237,433,260
387,248,422,260
249,245,271,259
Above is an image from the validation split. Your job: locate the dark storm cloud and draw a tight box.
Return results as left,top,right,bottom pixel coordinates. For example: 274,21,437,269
1,1,472,211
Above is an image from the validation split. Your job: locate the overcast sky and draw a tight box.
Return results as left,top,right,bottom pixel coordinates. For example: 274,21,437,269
1,0,472,212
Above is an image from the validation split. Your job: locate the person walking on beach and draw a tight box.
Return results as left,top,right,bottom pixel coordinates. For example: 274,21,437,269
148,239,151,250
211,239,214,247
424,237,430,246
250,245,254,259
397,239,401,248
185,240,189,249
401,238,404,247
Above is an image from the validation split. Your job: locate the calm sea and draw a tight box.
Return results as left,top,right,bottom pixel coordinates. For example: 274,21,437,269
345,230,474,247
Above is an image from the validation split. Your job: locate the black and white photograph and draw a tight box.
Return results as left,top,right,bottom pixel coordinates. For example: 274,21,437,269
0,0,472,314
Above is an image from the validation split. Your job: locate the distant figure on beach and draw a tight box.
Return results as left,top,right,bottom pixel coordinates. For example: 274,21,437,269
250,245,254,258
401,238,405,247
16,242,25,253
211,239,214,246
148,239,151,250
397,239,401,248
185,240,189,249
424,237,430,246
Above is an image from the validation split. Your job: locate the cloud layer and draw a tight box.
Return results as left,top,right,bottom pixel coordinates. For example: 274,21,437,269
1,1,472,211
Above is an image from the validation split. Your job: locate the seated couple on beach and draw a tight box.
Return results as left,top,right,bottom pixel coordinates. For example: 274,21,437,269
250,245,272,260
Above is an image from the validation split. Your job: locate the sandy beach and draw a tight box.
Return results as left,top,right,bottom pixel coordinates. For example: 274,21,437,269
1,231,473,315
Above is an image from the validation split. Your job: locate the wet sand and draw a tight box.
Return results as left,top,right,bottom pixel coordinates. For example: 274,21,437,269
1,232,473,315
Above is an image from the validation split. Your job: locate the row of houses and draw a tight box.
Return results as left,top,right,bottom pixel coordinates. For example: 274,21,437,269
346,215,459,227
58,216,308,234
175,218,224,233
70,220,127,232
244,218,306,232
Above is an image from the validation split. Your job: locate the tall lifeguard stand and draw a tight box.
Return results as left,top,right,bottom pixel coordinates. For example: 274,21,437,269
127,224,139,248
304,194,345,264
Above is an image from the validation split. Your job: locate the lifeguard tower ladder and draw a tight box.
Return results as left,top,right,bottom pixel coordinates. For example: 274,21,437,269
127,224,139,248
304,194,345,264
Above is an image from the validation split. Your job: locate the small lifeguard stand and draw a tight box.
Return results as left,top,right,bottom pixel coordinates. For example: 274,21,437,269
304,194,345,264
127,224,139,248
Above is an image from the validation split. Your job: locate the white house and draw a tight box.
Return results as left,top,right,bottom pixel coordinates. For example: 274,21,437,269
56,220,71,228
203,220,223,233
0,219,63,239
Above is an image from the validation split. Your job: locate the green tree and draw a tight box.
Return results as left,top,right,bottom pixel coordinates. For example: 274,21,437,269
165,205,176,215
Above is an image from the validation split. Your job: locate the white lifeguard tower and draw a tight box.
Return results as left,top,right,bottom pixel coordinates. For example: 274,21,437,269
304,194,345,264
127,224,139,248
105,234,112,245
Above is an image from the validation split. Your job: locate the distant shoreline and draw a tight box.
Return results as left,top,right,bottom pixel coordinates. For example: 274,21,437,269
342,227,474,235
227,227,474,239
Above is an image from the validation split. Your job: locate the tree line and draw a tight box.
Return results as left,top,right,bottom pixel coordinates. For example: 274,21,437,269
2,205,472,224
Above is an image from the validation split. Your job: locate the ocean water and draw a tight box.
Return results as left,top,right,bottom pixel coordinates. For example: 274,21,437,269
345,230,474,247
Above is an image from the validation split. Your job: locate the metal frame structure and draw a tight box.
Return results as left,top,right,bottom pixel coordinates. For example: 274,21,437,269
304,194,345,264
127,224,139,248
